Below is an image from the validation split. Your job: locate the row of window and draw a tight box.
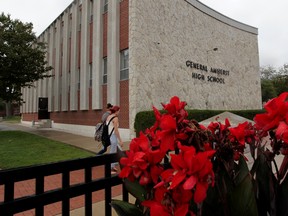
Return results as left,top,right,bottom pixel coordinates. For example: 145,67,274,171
89,0,108,20
72,49,128,90
47,0,127,90
102,49,129,84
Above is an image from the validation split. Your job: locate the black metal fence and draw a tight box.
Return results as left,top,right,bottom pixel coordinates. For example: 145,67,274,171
0,153,128,216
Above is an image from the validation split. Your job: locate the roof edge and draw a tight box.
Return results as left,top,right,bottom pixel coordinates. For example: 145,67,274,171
185,0,258,35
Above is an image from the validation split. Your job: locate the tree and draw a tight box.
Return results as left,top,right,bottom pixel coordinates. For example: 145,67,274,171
272,74,288,96
273,64,288,95
0,13,52,116
261,79,277,102
260,64,288,103
260,65,277,79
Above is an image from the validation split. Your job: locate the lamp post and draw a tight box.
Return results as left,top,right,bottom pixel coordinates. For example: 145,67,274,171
206,47,218,63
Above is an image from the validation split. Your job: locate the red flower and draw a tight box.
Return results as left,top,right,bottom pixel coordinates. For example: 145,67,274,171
129,132,150,152
172,185,194,216
119,134,165,185
142,186,172,216
254,92,288,131
119,151,147,179
229,121,250,146
208,118,231,135
169,145,215,203
154,114,177,152
142,184,196,216
276,121,288,144
161,96,188,122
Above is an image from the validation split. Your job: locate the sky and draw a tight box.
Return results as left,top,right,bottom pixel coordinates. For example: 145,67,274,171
0,0,287,68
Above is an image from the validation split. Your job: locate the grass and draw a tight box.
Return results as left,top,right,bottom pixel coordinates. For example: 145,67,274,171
0,131,95,169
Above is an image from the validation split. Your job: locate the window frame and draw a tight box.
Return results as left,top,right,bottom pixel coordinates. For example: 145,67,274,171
120,49,129,80
102,57,107,84
103,0,108,13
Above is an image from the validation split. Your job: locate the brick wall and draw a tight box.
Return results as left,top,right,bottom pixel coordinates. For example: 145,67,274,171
120,0,129,50
103,13,108,57
119,80,129,128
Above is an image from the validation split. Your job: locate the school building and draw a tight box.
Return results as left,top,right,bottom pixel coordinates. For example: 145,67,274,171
20,0,262,140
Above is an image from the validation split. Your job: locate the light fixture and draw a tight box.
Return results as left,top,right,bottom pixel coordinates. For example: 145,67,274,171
206,48,218,63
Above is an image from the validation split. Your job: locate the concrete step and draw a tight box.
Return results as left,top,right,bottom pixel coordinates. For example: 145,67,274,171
32,119,52,128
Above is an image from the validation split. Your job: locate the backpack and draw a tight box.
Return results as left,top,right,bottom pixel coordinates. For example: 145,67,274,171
94,122,104,141
101,116,116,147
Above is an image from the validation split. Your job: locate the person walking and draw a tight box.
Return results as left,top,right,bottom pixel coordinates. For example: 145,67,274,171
106,106,123,174
101,103,113,122
94,103,113,142
97,106,123,174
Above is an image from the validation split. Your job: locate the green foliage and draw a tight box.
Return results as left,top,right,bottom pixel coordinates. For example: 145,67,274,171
202,156,258,216
123,179,147,202
0,13,53,104
2,115,21,122
272,75,288,96
261,79,277,102
260,64,288,99
278,171,288,216
227,156,258,216
0,131,94,169
0,98,4,110
134,110,166,136
111,200,144,216
251,154,278,215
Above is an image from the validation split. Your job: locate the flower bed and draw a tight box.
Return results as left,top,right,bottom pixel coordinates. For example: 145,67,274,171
112,93,288,216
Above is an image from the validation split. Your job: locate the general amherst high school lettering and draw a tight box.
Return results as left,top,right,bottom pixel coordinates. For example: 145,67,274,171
187,60,229,85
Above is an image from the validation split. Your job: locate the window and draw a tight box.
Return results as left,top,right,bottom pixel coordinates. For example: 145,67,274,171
68,73,71,92
90,0,93,22
78,8,82,30
78,68,81,90
120,49,129,80
103,0,108,13
103,58,107,84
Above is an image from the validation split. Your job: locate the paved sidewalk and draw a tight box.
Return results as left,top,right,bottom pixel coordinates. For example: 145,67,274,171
0,122,131,216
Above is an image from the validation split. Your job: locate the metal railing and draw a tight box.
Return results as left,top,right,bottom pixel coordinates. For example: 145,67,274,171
0,153,128,216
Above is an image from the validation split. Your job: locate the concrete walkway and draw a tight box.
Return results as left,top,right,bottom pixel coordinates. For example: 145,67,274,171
0,122,131,216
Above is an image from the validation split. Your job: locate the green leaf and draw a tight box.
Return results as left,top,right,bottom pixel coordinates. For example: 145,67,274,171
111,199,144,216
250,154,260,176
229,172,258,216
124,179,147,202
203,162,234,216
277,173,288,216
234,155,249,186
203,156,258,216
253,153,277,215
202,186,225,216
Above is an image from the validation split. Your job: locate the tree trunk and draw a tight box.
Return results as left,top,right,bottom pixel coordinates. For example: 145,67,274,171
5,101,12,117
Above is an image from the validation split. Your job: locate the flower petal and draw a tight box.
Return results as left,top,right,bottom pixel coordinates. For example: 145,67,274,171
183,175,197,190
